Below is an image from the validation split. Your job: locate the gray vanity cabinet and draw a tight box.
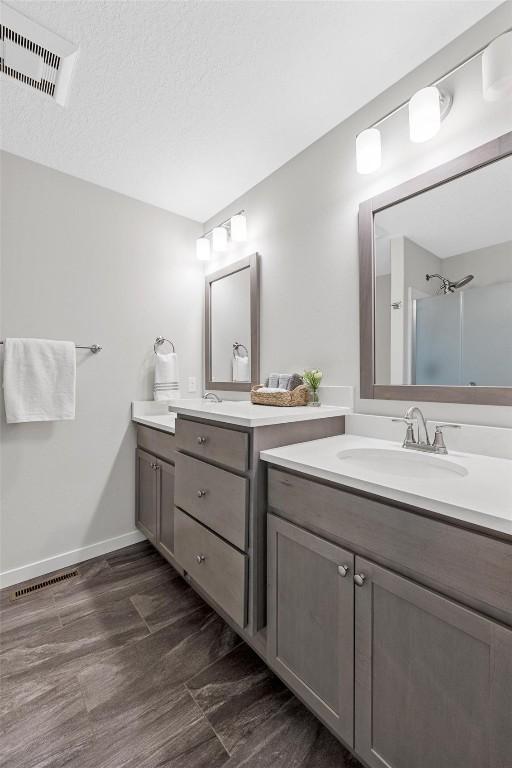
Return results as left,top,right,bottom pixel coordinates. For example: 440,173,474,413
157,459,175,559
267,514,355,747
135,448,158,542
354,557,512,768
135,445,175,558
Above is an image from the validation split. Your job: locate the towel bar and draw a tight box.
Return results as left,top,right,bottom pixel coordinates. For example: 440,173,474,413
0,341,102,353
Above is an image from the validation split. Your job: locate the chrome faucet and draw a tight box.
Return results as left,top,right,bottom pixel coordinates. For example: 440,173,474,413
203,392,222,403
406,406,430,446
393,406,461,455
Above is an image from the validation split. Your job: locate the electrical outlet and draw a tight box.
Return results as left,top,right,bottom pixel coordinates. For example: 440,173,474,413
188,376,197,393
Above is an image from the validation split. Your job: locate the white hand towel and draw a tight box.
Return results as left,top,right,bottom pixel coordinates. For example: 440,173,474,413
232,355,250,383
153,352,180,401
3,338,76,423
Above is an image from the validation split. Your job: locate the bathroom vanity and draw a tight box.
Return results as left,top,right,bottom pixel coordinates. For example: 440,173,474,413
134,400,512,768
133,400,348,644
261,434,512,768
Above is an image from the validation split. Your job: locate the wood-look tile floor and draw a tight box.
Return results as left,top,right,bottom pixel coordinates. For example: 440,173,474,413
0,542,363,768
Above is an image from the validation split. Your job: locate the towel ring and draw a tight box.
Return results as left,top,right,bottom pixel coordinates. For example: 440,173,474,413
233,342,249,358
154,336,175,355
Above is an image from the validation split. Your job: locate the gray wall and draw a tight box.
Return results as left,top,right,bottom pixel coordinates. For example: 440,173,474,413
0,153,203,581
374,275,391,385
443,241,512,287
204,3,512,428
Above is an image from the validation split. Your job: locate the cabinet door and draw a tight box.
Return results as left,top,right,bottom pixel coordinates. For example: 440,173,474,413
267,514,354,746
157,459,175,558
354,557,512,768
136,448,157,542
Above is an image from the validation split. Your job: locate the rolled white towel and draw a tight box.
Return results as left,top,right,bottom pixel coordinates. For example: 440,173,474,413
232,355,250,382
153,352,180,401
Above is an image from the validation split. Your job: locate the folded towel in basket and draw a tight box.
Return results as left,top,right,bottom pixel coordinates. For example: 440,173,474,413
266,372,303,390
287,373,303,390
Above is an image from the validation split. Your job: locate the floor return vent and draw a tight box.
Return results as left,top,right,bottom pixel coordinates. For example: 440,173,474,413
11,569,79,600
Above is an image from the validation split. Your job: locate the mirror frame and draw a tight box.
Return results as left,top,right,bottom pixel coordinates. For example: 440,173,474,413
205,253,260,391
359,130,512,406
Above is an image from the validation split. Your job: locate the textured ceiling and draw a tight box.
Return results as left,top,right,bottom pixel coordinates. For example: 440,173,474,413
0,1,500,221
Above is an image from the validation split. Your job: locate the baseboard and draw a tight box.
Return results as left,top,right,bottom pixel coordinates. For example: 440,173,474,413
0,530,147,589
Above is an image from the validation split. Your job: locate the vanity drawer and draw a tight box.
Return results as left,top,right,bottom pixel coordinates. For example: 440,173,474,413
174,508,247,627
137,425,176,464
175,453,248,550
268,468,512,624
175,418,249,472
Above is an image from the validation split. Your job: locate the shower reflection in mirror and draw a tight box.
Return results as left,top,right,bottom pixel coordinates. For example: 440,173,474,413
373,154,512,387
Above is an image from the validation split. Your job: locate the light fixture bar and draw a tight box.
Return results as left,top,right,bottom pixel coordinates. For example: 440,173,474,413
201,209,246,240
365,27,511,133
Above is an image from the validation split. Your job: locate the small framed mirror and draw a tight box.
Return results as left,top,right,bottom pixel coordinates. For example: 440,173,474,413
205,253,260,391
359,131,512,406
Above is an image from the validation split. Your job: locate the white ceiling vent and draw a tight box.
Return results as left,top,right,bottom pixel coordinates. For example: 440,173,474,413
0,2,78,105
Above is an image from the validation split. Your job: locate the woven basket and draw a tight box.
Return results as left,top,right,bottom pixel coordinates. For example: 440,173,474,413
251,384,309,407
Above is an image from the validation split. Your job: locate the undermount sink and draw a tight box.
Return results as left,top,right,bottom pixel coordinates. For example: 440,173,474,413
336,447,468,479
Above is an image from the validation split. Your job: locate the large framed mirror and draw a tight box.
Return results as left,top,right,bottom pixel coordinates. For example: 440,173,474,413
359,131,512,406
205,253,260,391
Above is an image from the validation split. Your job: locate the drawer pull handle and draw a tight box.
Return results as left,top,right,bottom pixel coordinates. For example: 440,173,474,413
196,554,206,564
154,464,160,471
197,489,208,498
338,564,350,577
354,573,366,587
197,436,207,445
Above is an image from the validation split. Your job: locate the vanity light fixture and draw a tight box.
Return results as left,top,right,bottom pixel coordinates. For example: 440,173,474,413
196,210,247,260
409,87,453,143
230,212,247,242
409,87,440,143
196,236,211,261
212,226,228,252
482,31,512,101
355,27,511,173
356,128,382,173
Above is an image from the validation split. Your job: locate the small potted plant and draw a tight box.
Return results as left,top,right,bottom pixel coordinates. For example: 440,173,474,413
303,369,323,407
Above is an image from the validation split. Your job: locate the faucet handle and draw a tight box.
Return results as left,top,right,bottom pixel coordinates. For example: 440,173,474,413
392,418,416,445
432,423,461,454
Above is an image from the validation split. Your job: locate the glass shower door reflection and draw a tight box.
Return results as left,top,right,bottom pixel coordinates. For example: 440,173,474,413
462,283,512,386
414,293,461,385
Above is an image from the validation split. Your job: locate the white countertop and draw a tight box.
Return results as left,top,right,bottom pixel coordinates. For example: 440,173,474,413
167,399,350,427
132,413,176,434
131,398,348,432
261,434,512,539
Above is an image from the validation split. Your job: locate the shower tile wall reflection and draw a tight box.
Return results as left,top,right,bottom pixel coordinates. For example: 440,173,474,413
373,154,512,387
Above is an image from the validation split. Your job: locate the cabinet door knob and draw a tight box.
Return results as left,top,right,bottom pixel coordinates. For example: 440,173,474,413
154,463,160,471
354,573,366,587
150,462,156,470
338,564,350,577
197,489,207,498
197,436,207,445
196,554,206,564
